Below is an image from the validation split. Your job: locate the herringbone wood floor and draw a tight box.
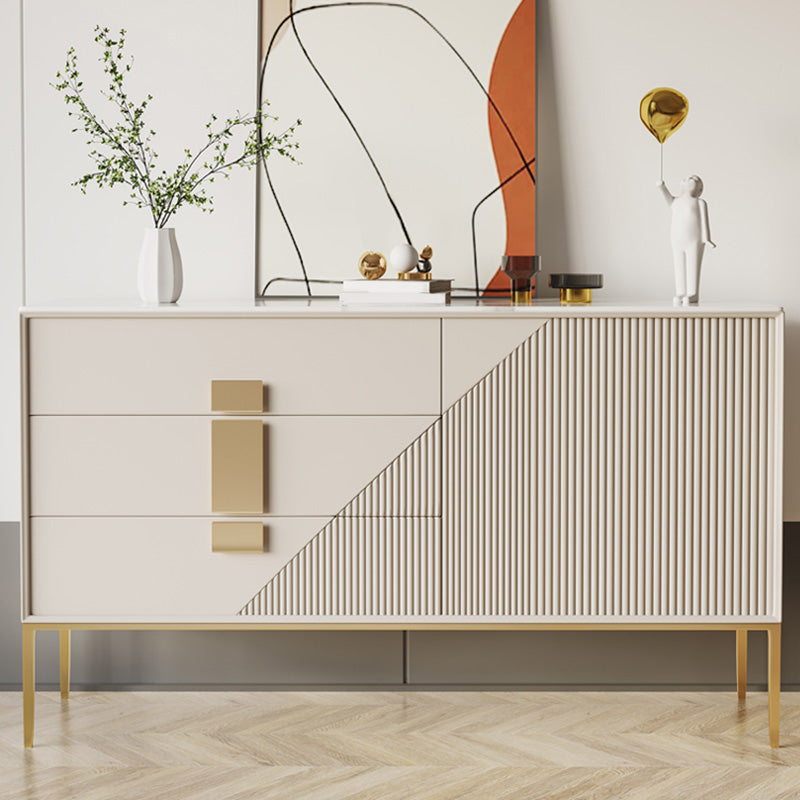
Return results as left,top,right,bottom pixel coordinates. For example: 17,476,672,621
1,690,799,799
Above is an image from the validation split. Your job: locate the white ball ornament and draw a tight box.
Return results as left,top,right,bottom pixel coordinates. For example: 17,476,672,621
389,243,419,274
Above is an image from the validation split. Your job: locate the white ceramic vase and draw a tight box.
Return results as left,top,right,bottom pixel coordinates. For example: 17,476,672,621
137,227,183,304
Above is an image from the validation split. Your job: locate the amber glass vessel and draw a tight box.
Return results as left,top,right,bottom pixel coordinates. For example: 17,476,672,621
501,255,540,304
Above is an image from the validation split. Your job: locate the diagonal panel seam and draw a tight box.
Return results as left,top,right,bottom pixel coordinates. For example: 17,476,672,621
238,417,442,615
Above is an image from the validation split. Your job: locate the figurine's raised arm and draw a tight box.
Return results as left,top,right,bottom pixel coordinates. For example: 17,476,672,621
657,180,675,205
700,199,716,248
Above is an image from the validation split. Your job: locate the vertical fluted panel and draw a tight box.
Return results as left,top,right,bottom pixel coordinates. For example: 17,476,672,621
341,422,441,516
239,314,778,620
240,518,440,616
442,316,780,619
240,419,441,615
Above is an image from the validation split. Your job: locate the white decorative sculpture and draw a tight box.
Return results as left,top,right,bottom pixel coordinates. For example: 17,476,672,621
658,176,716,305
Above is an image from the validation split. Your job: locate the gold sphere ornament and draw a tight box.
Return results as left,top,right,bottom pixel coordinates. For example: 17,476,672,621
358,251,387,280
639,87,689,144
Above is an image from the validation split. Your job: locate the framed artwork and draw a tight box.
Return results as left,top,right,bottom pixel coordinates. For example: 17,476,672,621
257,0,535,297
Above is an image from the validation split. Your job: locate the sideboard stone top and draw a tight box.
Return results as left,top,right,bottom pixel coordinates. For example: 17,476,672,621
20,298,784,319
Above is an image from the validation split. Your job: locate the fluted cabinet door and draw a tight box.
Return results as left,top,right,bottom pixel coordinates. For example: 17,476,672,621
441,316,783,621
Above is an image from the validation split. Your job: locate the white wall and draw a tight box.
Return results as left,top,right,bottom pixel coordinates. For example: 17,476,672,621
0,0,261,520
4,0,800,520
536,0,800,517
23,0,259,304
0,0,23,521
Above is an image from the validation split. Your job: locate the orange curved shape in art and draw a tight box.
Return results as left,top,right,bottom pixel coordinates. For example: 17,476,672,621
483,0,536,295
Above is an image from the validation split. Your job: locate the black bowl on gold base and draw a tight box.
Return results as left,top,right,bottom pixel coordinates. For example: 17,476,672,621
548,273,603,304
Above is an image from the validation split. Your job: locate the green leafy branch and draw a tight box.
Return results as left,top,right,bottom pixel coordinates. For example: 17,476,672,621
53,26,300,227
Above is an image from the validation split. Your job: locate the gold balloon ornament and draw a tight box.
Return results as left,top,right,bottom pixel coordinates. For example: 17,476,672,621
639,87,689,144
358,251,387,280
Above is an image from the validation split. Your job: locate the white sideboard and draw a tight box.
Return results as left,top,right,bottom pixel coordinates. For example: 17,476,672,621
20,300,784,746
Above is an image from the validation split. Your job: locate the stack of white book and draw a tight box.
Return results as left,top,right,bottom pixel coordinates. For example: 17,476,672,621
339,279,452,305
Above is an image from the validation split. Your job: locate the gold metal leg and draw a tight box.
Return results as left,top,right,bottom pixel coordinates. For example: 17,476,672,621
736,629,747,700
60,629,71,700
768,625,781,748
22,626,36,748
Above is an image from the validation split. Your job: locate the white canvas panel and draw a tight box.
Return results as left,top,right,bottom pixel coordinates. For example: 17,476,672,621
257,0,522,295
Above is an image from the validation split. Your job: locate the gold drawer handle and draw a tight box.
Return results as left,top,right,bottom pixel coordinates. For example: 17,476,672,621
212,521,265,553
211,380,263,413
211,419,264,514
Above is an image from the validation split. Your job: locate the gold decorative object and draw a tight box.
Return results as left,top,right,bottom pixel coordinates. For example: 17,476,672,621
639,87,689,144
397,271,432,281
358,251,387,280
420,245,433,260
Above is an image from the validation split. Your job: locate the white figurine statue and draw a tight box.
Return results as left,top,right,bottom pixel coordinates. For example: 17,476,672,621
657,175,716,305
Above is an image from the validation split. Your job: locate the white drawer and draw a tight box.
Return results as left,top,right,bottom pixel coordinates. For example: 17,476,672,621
30,516,441,618
29,517,327,616
30,415,438,517
28,317,441,415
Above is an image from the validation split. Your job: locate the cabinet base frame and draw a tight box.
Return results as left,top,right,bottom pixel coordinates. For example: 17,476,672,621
22,621,781,749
